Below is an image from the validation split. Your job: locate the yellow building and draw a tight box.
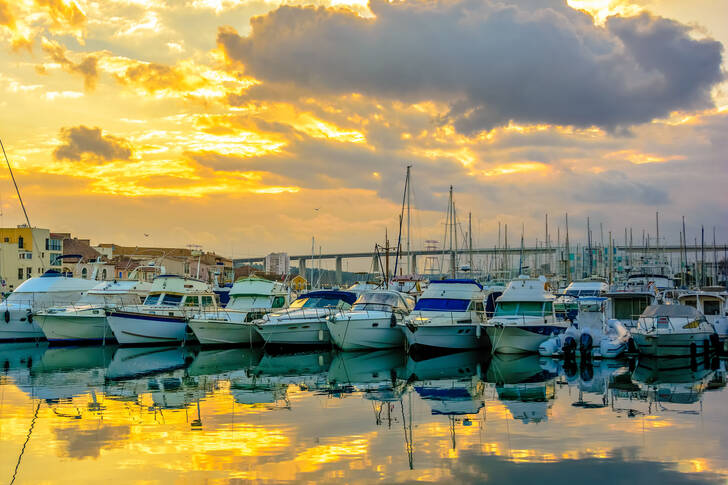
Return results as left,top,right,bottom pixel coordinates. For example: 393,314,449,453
0,226,63,291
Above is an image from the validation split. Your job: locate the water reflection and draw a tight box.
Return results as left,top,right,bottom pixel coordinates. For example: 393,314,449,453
0,342,726,483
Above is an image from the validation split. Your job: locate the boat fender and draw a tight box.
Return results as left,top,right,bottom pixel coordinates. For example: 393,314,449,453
710,333,720,351
390,314,397,328
4,310,9,323
476,322,481,339
27,313,32,324
563,336,577,358
318,329,324,341
579,333,593,356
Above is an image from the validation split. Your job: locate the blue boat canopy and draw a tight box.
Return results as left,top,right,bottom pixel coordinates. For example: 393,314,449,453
300,290,358,305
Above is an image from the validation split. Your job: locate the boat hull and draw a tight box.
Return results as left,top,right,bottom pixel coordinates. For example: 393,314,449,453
36,313,114,343
0,306,45,341
632,331,714,357
255,320,331,346
108,311,192,345
486,325,565,354
327,317,404,350
188,319,262,345
401,323,488,350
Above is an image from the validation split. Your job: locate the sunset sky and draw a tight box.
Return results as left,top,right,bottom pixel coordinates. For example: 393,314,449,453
0,0,726,259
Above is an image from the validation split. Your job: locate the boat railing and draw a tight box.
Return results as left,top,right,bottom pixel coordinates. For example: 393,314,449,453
191,306,280,322
489,311,557,326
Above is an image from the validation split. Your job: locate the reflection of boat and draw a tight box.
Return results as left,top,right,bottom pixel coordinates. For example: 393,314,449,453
252,350,333,389
327,349,407,400
187,348,263,377
105,346,197,380
631,356,715,405
486,354,557,423
22,346,115,401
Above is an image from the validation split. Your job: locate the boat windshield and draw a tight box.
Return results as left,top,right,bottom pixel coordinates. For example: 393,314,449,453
413,298,470,312
227,295,270,310
143,293,162,305
289,296,350,309
494,301,552,317
161,294,183,306
565,289,601,297
352,293,400,312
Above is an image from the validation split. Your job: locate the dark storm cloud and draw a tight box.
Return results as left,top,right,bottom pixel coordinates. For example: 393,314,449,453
54,125,133,162
217,0,723,134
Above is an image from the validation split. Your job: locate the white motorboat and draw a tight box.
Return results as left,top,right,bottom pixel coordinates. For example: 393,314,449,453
678,289,728,351
327,290,415,350
485,276,567,354
539,297,630,359
107,275,217,345
399,279,488,351
188,276,291,345
554,277,608,320
254,290,357,346
35,278,151,344
632,304,717,357
0,270,98,341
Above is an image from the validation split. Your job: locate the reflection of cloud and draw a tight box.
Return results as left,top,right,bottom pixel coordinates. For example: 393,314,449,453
53,424,130,459
53,125,133,162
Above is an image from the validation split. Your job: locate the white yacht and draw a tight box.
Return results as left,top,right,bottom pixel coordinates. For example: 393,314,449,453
399,279,488,351
485,276,567,354
107,275,217,345
254,290,357,346
188,276,291,345
632,304,716,357
326,290,415,350
678,290,728,351
35,278,151,343
0,270,98,341
604,284,659,329
554,277,608,320
539,297,630,359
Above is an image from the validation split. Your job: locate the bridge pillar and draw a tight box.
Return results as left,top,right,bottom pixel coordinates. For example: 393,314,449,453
372,255,379,276
335,257,343,285
298,258,307,281
410,254,417,275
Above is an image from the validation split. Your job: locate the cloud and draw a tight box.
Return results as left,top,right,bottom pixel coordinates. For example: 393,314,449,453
115,61,195,94
217,0,724,134
0,0,15,28
35,0,85,29
53,125,133,162
41,38,99,90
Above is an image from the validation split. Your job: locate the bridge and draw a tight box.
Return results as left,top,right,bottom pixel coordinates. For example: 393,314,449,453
234,244,727,284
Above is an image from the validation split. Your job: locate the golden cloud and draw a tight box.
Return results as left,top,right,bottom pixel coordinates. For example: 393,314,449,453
40,37,98,90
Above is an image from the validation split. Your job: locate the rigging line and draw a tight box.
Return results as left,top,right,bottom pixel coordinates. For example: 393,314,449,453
0,137,45,272
9,400,41,485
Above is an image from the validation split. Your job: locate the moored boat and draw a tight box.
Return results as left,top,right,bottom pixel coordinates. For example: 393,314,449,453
632,304,717,357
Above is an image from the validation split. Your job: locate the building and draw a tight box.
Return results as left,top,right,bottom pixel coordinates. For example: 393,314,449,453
0,226,63,291
265,252,290,276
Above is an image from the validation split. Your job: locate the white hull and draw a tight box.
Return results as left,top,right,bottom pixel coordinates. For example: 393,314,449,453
401,323,487,350
327,318,404,350
36,313,114,343
0,306,45,340
256,321,330,346
633,332,714,357
188,320,262,345
487,325,564,354
108,312,192,345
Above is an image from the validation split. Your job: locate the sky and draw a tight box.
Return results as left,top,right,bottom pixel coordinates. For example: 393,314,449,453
0,0,726,260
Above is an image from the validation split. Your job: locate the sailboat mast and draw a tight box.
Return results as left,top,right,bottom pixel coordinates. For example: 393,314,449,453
468,212,473,274
565,213,570,283
406,165,411,275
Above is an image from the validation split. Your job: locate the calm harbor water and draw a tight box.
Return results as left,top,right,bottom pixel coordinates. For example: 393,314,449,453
0,343,726,484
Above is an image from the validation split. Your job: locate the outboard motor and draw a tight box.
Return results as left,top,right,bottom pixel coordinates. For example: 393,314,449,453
579,333,593,358
563,336,577,359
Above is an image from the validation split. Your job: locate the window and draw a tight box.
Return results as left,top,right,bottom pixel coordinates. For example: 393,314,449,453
201,296,214,306
102,269,107,280
3,237,8,243
18,268,23,280
82,268,88,278
473,301,484,313
50,253,62,266
704,300,721,316
17,236,23,249
414,298,470,312
144,294,161,305
184,296,200,307
272,296,286,308
162,294,183,305
26,267,32,279
119,271,123,278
